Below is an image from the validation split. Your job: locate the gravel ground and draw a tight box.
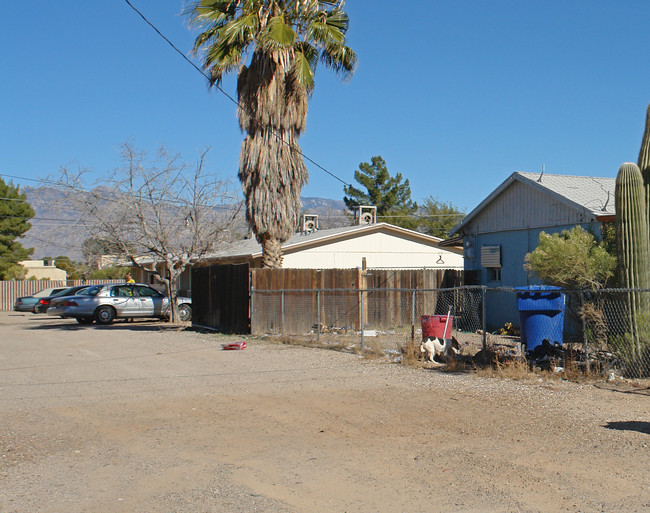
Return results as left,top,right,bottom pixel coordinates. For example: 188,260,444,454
0,311,648,513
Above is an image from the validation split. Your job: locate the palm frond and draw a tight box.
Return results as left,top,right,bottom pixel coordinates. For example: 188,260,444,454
297,41,318,69
184,0,235,28
190,26,219,55
292,50,315,90
260,15,296,50
205,41,245,82
307,21,343,45
324,8,349,32
320,43,356,79
222,12,258,45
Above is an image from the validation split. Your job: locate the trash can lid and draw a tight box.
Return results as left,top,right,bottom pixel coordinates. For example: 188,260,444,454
514,285,561,291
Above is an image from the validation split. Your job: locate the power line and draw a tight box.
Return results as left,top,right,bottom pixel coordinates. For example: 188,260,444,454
121,0,353,188
22,233,82,251
0,173,56,185
0,196,30,202
0,172,244,215
0,214,80,222
0,172,463,222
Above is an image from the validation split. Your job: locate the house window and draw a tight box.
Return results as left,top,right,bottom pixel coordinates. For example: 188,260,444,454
487,267,502,281
482,245,501,282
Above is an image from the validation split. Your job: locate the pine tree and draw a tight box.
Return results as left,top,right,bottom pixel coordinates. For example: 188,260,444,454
417,196,465,238
343,156,418,229
0,178,34,279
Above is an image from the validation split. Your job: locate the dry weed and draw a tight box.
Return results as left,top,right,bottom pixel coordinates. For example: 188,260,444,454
401,339,425,368
440,357,468,372
475,356,532,380
263,334,351,352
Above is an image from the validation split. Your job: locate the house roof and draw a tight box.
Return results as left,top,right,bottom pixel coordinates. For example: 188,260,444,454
199,222,462,265
450,171,616,235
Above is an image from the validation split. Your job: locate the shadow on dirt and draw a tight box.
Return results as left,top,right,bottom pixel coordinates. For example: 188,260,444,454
603,421,650,435
25,318,191,333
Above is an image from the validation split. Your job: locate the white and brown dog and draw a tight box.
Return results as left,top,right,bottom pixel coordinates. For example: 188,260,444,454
420,336,461,363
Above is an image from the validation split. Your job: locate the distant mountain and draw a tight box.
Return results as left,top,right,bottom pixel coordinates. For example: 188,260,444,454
20,186,90,260
301,197,345,211
19,186,349,260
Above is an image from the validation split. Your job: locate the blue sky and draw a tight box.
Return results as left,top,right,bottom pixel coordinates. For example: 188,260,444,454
2,1,650,213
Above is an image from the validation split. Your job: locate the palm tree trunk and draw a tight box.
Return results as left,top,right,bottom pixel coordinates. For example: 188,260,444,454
260,235,283,268
237,50,308,268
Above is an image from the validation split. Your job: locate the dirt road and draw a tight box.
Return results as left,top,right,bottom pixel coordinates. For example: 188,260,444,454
0,311,648,512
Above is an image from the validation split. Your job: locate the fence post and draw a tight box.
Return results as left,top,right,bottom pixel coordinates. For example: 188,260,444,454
360,288,365,349
317,289,321,342
581,290,590,373
250,285,255,335
411,289,416,341
482,286,487,352
281,290,285,336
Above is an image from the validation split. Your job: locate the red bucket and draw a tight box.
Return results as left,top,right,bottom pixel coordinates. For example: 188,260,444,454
421,315,452,340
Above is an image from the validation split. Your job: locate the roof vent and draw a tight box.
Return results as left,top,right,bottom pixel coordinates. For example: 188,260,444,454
302,214,318,233
355,205,376,225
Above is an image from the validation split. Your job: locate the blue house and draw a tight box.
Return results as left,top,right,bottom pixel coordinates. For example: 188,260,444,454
450,171,615,328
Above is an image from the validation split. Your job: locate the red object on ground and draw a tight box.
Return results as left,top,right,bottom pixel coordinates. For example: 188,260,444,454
222,341,247,350
420,315,452,340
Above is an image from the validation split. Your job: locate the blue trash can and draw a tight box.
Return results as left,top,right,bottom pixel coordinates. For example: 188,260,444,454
515,286,566,353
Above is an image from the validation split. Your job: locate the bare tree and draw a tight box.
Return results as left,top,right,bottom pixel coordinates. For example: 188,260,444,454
55,143,242,322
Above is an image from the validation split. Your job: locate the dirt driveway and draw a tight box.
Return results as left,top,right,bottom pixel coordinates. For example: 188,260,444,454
0,311,648,513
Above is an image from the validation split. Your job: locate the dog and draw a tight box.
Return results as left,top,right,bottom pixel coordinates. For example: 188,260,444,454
420,336,461,363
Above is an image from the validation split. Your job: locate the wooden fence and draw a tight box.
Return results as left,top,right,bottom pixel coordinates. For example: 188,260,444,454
191,265,467,334
192,264,464,333
250,268,465,335
0,280,122,311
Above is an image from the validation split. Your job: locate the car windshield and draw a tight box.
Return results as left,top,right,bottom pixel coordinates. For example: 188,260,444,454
78,285,103,297
33,288,63,298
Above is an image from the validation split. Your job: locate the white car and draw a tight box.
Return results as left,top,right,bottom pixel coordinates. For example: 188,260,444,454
47,283,192,324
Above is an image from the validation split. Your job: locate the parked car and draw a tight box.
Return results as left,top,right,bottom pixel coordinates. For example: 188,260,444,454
13,287,68,312
47,283,192,324
33,285,90,313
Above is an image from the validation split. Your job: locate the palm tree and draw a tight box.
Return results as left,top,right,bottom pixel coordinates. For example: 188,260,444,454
185,0,356,267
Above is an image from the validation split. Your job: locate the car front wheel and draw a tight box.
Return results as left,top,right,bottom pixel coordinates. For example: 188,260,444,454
94,306,116,325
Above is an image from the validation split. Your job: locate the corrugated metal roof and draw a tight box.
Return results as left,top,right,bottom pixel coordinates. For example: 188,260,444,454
451,171,616,235
516,172,615,216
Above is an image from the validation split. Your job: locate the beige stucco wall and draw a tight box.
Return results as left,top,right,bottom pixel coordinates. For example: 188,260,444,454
281,232,463,269
19,260,68,280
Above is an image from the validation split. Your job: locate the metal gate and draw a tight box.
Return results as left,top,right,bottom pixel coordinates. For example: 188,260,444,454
191,263,250,333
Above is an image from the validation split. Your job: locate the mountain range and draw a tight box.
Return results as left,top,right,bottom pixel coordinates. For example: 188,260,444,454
19,186,348,260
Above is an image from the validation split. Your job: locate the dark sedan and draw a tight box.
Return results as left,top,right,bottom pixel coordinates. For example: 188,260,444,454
33,285,90,313
13,287,67,312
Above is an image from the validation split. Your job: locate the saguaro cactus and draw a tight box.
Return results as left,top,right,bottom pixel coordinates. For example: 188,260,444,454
615,162,650,290
638,103,650,226
615,162,650,367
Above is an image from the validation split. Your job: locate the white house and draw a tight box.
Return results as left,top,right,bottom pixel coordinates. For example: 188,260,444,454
19,259,67,280
201,222,464,270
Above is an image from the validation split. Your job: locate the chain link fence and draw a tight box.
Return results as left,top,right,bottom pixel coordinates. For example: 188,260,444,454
251,286,487,360
251,286,650,378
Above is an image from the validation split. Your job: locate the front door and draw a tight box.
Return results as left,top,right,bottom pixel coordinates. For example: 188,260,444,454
109,285,140,316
